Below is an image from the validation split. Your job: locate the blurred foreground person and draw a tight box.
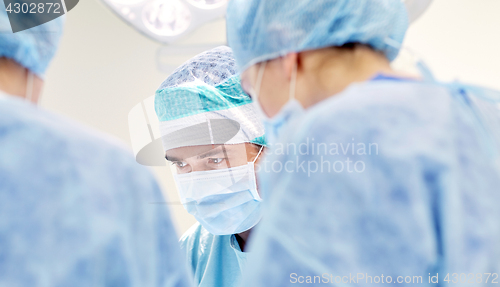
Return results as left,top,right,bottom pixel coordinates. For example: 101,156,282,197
0,7,193,287
226,0,500,286
155,46,266,287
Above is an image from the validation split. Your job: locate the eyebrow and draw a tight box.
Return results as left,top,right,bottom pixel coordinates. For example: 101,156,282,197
165,155,181,162
198,147,230,159
165,147,232,162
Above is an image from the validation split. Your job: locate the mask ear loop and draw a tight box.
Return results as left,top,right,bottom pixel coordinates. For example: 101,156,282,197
253,61,267,102
289,62,297,100
251,61,270,121
250,145,264,201
252,145,264,164
25,70,34,104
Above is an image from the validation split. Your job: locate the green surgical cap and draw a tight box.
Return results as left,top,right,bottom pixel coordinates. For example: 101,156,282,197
154,46,266,150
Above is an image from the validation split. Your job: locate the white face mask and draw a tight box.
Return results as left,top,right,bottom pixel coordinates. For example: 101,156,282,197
173,147,263,235
251,61,304,144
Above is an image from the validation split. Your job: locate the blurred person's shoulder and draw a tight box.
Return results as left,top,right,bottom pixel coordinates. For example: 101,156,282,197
0,94,156,188
0,94,191,287
296,80,453,143
1,95,130,152
309,80,451,125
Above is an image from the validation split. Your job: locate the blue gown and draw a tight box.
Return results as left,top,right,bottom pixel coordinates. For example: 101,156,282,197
180,223,247,287
0,93,193,287
242,78,500,286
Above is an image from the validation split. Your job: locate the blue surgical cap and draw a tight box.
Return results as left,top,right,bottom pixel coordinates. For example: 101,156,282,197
155,46,266,150
226,0,409,72
0,3,64,77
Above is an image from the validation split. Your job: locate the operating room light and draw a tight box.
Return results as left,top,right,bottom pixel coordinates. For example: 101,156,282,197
109,0,146,6
100,0,228,44
142,0,191,36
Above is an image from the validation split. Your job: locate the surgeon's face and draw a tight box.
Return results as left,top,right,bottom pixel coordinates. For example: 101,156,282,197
165,143,262,174
241,59,292,118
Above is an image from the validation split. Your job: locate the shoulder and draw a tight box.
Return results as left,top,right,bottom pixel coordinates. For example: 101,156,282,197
179,223,204,245
0,97,185,285
0,96,131,154
179,223,221,273
0,96,160,200
311,81,450,129
179,223,215,253
285,81,453,150
260,82,454,198
0,96,143,170
179,223,232,259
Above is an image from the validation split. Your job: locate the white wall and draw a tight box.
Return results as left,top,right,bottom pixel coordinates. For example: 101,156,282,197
41,0,500,236
404,0,500,89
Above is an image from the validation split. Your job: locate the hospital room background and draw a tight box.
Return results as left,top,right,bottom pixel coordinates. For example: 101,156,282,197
39,0,500,236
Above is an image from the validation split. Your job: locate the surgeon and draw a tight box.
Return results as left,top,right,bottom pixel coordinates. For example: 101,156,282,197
154,46,266,287
0,6,192,287
226,0,500,286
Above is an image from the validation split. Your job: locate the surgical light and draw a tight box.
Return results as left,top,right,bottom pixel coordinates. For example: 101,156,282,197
100,0,228,44
142,0,191,36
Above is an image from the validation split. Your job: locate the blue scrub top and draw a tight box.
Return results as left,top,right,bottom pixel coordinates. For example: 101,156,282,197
180,223,248,287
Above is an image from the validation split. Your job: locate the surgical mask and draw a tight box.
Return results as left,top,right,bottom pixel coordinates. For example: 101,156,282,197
252,61,304,144
174,147,263,235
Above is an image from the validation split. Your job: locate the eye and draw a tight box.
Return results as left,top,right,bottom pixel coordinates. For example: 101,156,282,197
172,161,188,168
208,158,225,165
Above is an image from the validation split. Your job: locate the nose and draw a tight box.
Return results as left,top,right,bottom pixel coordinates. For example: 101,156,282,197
186,161,209,173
